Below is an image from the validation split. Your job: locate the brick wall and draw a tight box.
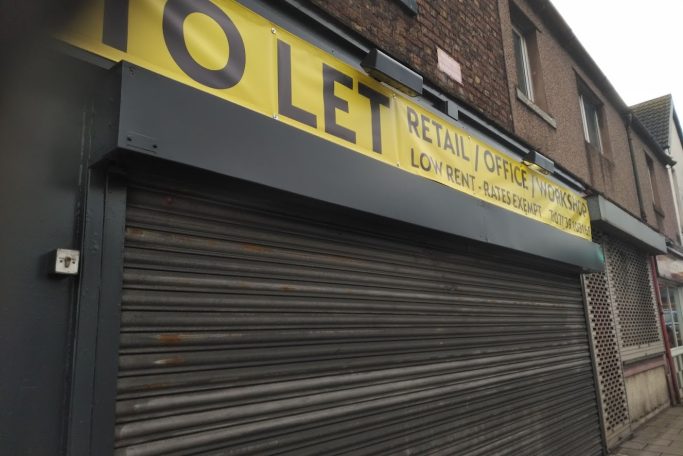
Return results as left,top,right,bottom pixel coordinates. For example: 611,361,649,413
305,0,678,241
498,0,642,212
306,0,513,130
631,132,680,241
498,0,677,239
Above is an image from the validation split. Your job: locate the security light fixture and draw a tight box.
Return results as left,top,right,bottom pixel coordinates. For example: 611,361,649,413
442,99,459,120
361,49,423,97
523,150,555,175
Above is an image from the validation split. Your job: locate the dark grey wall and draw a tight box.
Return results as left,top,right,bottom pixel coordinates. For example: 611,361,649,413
0,47,97,455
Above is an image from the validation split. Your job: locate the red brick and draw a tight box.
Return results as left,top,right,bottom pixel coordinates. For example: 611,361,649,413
306,0,513,130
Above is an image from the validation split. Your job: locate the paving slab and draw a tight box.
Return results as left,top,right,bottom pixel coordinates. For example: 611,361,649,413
613,406,683,456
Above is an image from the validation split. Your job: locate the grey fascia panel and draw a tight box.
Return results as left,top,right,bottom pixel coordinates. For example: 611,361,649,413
587,195,666,254
93,62,604,271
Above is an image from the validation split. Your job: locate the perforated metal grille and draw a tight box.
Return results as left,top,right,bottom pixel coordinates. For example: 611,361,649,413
603,235,662,349
582,230,630,444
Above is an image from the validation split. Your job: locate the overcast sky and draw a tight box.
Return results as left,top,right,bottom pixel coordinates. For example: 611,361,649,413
550,0,683,113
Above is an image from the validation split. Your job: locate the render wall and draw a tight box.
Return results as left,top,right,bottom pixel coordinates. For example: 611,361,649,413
624,366,671,426
306,0,513,130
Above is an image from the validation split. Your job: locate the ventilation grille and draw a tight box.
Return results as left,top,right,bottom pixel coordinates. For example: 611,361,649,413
582,230,630,446
603,235,662,351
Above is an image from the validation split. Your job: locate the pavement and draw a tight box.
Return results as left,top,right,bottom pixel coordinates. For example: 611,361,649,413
613,406,683,456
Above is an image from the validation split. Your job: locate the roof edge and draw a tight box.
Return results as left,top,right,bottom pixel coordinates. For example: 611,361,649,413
673,107,683,152
631,114,676,166
528,1,674,166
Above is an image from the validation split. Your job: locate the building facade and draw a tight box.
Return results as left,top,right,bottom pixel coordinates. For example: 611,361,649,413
0,1,678,455
632,94,683,407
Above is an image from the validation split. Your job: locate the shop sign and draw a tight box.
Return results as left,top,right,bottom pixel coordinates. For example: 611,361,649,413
59,0,591,240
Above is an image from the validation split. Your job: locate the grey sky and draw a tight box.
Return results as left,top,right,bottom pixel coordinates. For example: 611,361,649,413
550,0,683,113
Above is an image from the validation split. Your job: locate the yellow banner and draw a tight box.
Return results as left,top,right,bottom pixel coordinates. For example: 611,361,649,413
59,0,591,240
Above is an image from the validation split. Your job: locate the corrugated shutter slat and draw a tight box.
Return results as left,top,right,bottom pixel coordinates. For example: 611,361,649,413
114,184,603,456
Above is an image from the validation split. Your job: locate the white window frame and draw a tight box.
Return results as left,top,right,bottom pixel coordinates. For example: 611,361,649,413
579,94,603,153
663,286,683,348
513,27,534,102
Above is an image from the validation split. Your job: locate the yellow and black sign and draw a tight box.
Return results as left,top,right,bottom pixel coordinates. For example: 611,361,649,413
59,0,591,240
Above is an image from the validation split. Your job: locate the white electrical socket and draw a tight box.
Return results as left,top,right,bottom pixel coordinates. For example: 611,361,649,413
52,249,80,275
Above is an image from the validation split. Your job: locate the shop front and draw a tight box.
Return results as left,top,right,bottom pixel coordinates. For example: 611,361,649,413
583,196,674,449
58,1,607,455
657,253,683,400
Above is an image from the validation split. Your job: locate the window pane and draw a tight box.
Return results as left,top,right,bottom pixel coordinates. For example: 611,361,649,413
647,161,656,205
662,286,682,347
583,99,602,150
670,287,682,347
513,31,530,98
647,158,661,207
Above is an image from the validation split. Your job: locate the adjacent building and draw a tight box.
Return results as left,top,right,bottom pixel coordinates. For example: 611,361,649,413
0,1,678,455
497,0,679,449
632,94,683,406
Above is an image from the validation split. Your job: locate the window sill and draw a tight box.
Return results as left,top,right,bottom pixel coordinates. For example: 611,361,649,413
584,141,610,161
393,0,418,15
516,88,556,129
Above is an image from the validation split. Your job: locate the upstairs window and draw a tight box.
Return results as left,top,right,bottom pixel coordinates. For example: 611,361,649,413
509,3,547,111
579,92,604,153
513,27,534,101
646,155,662,211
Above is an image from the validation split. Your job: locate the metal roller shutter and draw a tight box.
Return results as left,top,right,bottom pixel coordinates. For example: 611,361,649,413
114,178,604,456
